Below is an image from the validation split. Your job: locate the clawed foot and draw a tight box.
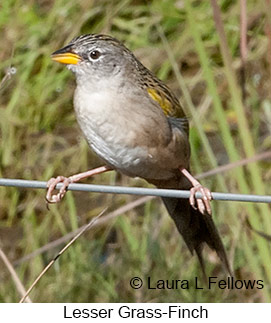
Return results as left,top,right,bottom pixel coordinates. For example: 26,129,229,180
189,184,212,215
180,168,213,215
45,166,112,207
46,176,71,204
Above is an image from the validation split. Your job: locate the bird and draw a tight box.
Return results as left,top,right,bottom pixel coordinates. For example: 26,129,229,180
47,33,232,278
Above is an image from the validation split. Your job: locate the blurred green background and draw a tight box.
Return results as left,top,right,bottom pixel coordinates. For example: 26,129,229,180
0,0,270,302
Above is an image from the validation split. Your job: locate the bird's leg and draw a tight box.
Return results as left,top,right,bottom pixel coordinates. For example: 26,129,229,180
180,168,212,215
46,165,112,204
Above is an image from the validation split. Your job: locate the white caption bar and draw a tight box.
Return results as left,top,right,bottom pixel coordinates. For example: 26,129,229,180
1,303,271,322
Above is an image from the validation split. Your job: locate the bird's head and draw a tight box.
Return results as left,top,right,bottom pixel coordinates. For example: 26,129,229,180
51,34,138,85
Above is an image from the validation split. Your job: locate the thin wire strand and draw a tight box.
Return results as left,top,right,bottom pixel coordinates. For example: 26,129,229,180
0,178,270,203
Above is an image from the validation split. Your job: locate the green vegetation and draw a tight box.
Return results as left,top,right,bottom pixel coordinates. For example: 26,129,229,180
0,0,270,302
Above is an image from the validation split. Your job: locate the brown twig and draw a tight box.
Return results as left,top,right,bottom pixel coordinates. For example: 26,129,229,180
14,196,152,266
19,208,107,303
197,150,271,179
246,217,271,241
0,246,32,303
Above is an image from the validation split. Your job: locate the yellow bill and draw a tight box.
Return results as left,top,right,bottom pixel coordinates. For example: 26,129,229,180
51,52,82,65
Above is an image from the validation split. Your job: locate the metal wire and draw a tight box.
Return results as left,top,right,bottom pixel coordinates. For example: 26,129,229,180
0,178,270,203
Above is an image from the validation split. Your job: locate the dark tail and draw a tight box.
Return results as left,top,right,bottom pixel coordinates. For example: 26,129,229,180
162,196,232,278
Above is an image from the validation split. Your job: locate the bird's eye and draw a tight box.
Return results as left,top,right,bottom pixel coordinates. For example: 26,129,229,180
89,50,101,60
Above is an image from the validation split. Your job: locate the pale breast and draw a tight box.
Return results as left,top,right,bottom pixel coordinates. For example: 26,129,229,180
73,86,181,180
73,88,150,174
